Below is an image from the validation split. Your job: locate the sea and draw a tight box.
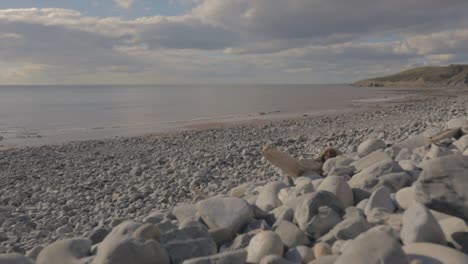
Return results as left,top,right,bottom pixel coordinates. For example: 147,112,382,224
0,84,408,146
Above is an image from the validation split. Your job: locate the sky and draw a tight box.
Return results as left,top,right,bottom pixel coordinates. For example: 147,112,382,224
0,0,467,84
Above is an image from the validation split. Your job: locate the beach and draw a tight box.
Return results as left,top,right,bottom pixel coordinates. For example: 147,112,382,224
1,89,468,256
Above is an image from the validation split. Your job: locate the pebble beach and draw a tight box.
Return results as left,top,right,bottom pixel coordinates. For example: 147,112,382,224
1,91,468,263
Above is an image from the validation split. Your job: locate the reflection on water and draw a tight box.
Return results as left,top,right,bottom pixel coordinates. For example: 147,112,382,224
0,84,405,145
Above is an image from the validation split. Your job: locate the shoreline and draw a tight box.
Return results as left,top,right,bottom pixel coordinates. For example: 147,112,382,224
0,90,415,149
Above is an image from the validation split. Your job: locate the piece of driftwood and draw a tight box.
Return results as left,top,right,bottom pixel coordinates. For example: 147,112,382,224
430,128,462,143
262,145,322,179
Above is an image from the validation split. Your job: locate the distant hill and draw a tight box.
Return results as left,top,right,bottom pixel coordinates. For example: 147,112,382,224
353,64,468,88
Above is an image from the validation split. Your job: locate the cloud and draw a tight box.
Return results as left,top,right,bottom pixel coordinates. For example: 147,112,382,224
114,0,136,9
0,0,467,84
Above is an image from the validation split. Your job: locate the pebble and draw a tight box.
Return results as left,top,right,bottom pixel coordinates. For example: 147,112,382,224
401,203,446,245
247,231,284,263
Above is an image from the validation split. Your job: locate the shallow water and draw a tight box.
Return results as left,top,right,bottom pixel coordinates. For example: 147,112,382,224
0,84,405,146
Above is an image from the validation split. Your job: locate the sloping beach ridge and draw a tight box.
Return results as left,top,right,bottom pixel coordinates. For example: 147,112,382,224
1,70,468,263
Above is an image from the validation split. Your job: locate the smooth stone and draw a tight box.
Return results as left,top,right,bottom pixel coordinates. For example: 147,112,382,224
25,245,44,260
352,149,392,172
298,205,342,239
259,255,295,264
395,186,416,210
300,171,323,181
173,204,199,223
394,135,431,151
357,139,387,157
335,229,408,264
278,188,297,205
464,149,468,156
182,249,247,264
309,255,337,264
256,182,288,212
284,246,314,263
294,179,315,196
317,176,354,208
327,166,354,178
0,253,34,264
396,148,412,161
318,211,372,244
247,231,284,263
227,232,256,251
92,221,170,264
322,156,354,174
271,206,294,224
446,118,468,129
374,172,412,193
165,238,217,264
401,203,446,245
423,144,454,160
331,240,346,255
438,216,468,253
313,242,331,258
88,228,110,245
404,243,468,264
274,221,310,248
294,191,344,237
349,160,403,192
364,186,396,216
356,198,368,210
143,211,168,224
230,184,250,198
37,238,92,264
453,135,468,152
414,155,468,220
132,223,161,242
197,196,253,244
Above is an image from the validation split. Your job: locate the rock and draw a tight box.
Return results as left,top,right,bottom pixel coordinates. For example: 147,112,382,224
327,166,354,178
395,148,412,161
331,240,346,255
317,176,354,207
438,216,468,253
132,223,161,242
247,231,284,263
37,238,92,264
173,204,199,223
309,255,337,264
278,188,297,205
401,203,446,245
165,238,216,264
322,156,354,174
446,118,468,129
300,171,322,181
464,149,468,156
92,221,170,264
284,246,314,263
227,232,256,251
349,160,403,192
274,221,310,248
88,228,110,245
230,184,250,198
335,229,408,264
364,186,396,216
313,242,331,258
394,135,431,151
143,211,168,224
395,186,416,210
183,249,247,264
404,243,468,264
453,135,468,152
271,206,294,224
357,139,387,157
256,182,288,212
197,196,253,243
259,255,295,264
25,245,43,260
294,178,315,196
414,155,468,221
374,172,412,193
0,253,34,264
318,210,372,244
352,149,392,172
356,198,368,210
423,144,454,160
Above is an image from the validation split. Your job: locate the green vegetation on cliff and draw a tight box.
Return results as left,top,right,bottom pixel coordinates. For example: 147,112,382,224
354,64,468,88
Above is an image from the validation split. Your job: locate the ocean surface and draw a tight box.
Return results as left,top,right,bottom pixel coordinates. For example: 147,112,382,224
0,84,406,146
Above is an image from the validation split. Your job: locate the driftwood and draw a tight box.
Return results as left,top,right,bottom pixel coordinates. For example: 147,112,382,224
262,145,323,179
430,128,462,143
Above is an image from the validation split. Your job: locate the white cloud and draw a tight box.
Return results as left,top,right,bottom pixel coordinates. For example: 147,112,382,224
0,0,467,84
114,0,136,9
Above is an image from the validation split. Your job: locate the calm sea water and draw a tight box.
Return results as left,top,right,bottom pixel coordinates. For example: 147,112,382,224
0,84,403,146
